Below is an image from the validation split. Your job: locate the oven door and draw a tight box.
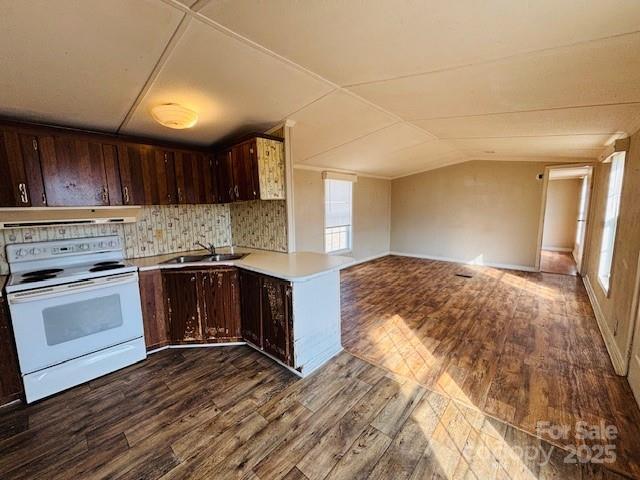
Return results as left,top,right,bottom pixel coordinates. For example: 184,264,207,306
7,272,144,375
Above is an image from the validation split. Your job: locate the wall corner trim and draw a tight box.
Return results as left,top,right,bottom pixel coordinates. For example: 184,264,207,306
583,275,627,375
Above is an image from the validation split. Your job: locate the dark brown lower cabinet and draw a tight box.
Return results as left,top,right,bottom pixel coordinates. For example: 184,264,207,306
239,270,263,348
164,270,202,344
0,296,23,404
161,268,242,345
200,268,241,342
240,270,294,366
139,270,170,350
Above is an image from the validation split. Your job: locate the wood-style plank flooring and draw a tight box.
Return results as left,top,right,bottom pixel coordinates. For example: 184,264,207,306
341,255,640,478
0,346,631,479
540,250,578,275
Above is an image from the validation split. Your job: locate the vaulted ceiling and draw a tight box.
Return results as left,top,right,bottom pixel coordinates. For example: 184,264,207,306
1,0,640,178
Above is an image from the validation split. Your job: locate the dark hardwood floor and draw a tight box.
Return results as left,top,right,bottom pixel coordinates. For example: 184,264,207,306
540,250,578,275
0,346,630,479
341,255,640,479
0,254,637,479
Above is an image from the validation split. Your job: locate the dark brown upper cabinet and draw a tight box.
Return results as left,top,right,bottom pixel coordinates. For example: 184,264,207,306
214,135,285,203
0,128,46,207
214,149,235,204
232,140,260,202
118,144,177,205
174,151,217,204
37,135,121,206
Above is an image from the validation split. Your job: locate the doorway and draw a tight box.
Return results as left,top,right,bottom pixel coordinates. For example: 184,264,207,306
537,165,593,276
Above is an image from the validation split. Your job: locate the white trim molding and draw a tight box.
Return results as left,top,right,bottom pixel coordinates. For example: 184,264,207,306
541,246,574,252
389,251,537,272
583,275,626,375
344,251,391,267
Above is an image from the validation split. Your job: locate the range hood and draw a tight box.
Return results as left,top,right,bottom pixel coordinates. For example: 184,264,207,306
0,206,141,229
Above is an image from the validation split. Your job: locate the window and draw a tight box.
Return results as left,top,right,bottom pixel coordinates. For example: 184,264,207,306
598,151,626,293
324,179,352,253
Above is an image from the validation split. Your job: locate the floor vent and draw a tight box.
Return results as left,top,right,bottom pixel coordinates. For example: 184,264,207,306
455,273,473,278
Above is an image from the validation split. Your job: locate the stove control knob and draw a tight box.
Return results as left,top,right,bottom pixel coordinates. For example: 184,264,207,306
108,240,117,248
98,241,107,249
15,248,26,258
28,247,41,256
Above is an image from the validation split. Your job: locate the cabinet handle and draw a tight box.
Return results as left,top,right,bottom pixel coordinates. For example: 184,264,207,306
229,187,234,200
18,183,28,204
102,186,109,204
191,276,196,282
123,186,130,204
42,192,47,204
167,193,172,202
234,185,239,198
177,187,183,202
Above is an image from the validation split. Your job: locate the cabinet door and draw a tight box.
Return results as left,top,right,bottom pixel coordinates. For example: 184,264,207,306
239,269,262,347
37,135,111,206
200,268,242,342
232,141,260,201
117,144,147,205
0,297,23,404
139,270,169,350
215,149,234,203
0,129,45,207
175,151,216,204
151,149,177,205
119,144,177,205
262,276,294,366
164,271,202,343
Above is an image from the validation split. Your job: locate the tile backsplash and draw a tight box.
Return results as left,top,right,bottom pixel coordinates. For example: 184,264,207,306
0,200,289,274
230,200,288,252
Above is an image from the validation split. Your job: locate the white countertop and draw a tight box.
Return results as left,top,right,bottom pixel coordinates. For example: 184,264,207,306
132,248,355,282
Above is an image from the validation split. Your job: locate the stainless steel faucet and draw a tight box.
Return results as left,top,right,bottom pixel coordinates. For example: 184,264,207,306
196,241,216,255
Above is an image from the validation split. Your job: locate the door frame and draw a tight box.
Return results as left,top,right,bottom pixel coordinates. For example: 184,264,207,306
534,163,594,274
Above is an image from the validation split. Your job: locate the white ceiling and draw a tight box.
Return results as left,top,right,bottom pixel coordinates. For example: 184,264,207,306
1,0,640,178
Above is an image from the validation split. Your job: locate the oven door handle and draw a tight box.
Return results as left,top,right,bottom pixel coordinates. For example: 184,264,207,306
7,272,138,304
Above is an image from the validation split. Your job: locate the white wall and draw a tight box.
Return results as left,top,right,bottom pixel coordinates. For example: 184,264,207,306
541,178,581,251
293,168,391,261
390,160,547,269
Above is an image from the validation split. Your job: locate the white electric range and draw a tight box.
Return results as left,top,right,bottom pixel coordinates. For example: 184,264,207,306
5,236,146,403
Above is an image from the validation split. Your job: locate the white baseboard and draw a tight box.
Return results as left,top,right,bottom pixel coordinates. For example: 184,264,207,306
147,342,246,355
389,251,538,272
583,275,626,375
542,246,573,252
345,251,391,267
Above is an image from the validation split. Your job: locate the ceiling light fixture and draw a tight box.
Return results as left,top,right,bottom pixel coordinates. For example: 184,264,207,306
151,103,198,129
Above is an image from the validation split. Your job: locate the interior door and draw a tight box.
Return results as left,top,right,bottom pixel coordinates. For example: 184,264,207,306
573,170,592,273
37,135,110,206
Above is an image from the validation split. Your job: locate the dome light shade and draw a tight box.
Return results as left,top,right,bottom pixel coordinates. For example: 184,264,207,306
151,103,198,129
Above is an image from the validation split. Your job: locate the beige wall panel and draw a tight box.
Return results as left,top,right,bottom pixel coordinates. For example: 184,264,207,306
542,179,581,250
293,169,390,261
390,160,547,269
582,129,640,361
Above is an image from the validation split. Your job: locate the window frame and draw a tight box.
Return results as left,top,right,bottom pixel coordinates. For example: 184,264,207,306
323,178,353,255
597,151,626,296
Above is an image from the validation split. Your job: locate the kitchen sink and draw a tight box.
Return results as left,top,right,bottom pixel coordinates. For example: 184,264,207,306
162,253,246,264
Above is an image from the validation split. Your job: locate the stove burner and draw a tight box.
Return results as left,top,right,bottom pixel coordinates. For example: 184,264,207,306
23,268,63,277
89,264,125,272
93,261,121,267
20,274,57,283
